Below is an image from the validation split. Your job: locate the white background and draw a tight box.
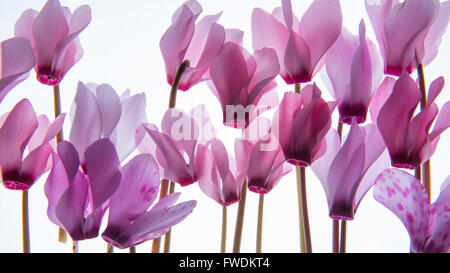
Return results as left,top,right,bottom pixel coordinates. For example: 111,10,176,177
0,0,448,253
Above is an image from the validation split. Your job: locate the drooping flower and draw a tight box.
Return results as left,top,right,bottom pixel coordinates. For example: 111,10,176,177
160,0,226,91
208,42,280,129
0,37,35,103
142,105,215,187
375,72,449,169
195,138,246,206
45,139,121,241
373,168,450,253
324,20,383,124
365,0,443,75
0,99,65,190
69,81,147,164
273,83,334,167
102,154,196,249
14,0,91,85
311,120,389,220
252,0,342,84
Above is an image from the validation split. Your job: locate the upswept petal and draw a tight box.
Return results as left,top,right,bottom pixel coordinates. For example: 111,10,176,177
95,84,122,138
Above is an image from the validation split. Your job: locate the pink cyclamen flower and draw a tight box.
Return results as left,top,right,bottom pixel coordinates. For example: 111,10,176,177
374,168,450,253
324,20,383,124
365,0,446,76
195,138,246,206
273,84,334,167
0,99,65,190
45,139,122,241
375,72,449,169
69,81,147,164
208,42,280,129
102,154,196,249
160,0,226,91
142,105,215,187
252,0,342,84
0,37,35,103
14,0,91,85
311,120,389,220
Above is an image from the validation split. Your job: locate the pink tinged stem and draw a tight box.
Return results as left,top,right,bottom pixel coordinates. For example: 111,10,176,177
296,166,306,253
22,190,30,253
332,219,340,253
336,121,343,253
339,220,347,253
256,194,264,253
163,181,176,253
221,206,227,253
415,52,431,203
151,179,169,253
299,166,312,253
233,179,248,253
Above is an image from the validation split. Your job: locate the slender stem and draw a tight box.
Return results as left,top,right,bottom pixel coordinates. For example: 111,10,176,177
151,179,169,253
130,246,136,253
296,166,306,253
415,53,431,202
332,220,340,253
415,166,421,180
221,206,227,253
106,244,114,253
256,194,265,253
163,181,176,253
232,179,248,253
339,220,347,253
299,167,312,253
72,241,79,253
22,190,30,253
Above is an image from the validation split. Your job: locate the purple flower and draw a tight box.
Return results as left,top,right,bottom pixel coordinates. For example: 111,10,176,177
0,37,35,103
0,99,65,190
374,168,450,253
252,0,342,84
14,0,91,85
311,120,388,220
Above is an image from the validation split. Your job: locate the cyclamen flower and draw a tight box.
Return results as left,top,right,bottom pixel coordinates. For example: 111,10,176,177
0,37,35,103
273,84,334,167
208,42,280,129
143,105,215,187
311,121,389,220
365,0,447,75
374,168,450,253
102,154,196,249
45,139,121,241
160,0,225,91
14,0,91,85
195,138,246,206
252,0,342,84
0,99,65,190
69,81,147,164
375,72,449,169
324,20,383,124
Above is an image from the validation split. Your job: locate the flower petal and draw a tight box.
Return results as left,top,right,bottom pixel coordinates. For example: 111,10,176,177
95,84,122,138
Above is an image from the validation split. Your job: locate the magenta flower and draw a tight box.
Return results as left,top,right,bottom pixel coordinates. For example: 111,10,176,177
102,154,196,249
273,84,333,167
14,0,91,85
160,0,225,91
311,121,388,220
69,81,147,164
324,20,383,124
365,0,443,75
374,168,450,253
0,99,65,190
143,105,215,187
195,138,246,206
45,139,121,241
0,37,35,103
375,72,449,169
252,0,342,84
208,42,280,128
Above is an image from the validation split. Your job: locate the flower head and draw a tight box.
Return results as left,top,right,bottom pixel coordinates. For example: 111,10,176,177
15,0,91,85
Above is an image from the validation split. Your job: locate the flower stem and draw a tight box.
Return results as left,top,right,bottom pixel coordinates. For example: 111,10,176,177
130,246,136,253
22,190,30,253
232,179,248,253
256,194,264,253
340,220,347,253
295,166,306,253
163,181,176,253
151,179,169,253
415,53,431,202
107,244,114,253
72,241,79,253
221,206,227,253
332,219,340,253
298,167,312,253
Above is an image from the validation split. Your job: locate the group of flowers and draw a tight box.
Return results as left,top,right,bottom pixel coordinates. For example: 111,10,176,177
0,0,449,253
